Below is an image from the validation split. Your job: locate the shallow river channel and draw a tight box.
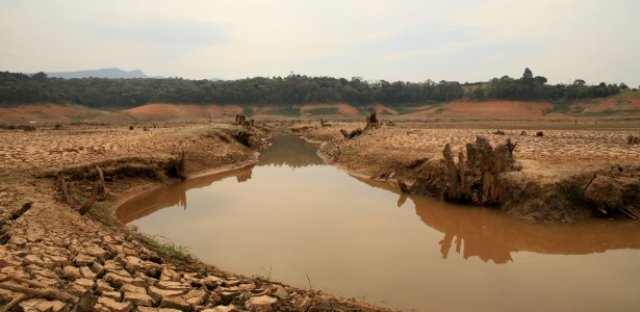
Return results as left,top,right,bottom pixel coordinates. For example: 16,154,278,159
117,132,640,311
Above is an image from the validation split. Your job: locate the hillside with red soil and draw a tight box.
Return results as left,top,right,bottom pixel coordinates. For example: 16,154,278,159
1,92,638,124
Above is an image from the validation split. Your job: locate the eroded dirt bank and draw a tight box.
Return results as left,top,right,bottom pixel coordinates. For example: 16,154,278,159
293,120,640,223
0,123,390,311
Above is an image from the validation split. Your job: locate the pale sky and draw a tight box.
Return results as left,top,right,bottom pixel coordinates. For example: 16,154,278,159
1,0,638,86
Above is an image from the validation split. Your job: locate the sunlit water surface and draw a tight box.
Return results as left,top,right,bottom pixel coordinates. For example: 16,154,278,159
118,133,640,311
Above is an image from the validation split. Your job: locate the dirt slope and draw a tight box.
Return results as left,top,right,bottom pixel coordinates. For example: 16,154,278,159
1,92,639,124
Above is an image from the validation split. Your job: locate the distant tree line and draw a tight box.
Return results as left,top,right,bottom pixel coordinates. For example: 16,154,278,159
0,68,628,108
467,68,626,101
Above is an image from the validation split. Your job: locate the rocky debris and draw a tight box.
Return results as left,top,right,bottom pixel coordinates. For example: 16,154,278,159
97,296,134,312
61,266,81,280
124,256,161,278
493,130,506,135
158,294,190,310
122,284,154,306
137,307,181,312
18,298,68,312
270,285,288,300
246,295,278,311
202,305,236,312
104,272,133,288
5,216,391,312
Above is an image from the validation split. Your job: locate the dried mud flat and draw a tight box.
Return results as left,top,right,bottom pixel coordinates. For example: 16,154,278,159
0,124,389,312
296,121,640,223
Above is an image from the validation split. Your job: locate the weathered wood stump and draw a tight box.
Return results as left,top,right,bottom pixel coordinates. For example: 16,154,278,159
339,128,363,139
442,136,517,205
365,112,379,130
235,114,250,126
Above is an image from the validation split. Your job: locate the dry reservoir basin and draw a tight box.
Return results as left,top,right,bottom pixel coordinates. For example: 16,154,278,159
117,132,640,311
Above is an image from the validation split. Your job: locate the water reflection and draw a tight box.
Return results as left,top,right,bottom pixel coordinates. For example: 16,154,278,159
119,133,321,223
258,133,324,168
117,166,254,223
119,139,640,264
356,177,640,264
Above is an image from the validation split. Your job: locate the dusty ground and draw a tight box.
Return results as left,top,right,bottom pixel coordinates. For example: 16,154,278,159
295,121,640,223
0,123,389,312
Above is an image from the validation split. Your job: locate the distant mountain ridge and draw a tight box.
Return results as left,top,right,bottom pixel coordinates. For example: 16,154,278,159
46,68,147,79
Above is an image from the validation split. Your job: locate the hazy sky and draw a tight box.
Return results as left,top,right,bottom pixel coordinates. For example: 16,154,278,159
1,0,638,86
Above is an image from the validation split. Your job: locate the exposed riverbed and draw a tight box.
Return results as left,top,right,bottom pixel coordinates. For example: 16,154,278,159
117,132,640,311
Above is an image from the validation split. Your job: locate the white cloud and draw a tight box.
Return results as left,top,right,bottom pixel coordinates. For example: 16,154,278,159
0,0,638,86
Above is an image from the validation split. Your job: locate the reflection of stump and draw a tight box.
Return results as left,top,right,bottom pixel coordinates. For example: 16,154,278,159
628,135,640,145
536,131,544,137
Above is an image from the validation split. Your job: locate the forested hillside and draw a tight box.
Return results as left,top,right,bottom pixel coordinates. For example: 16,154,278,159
0,68,628,108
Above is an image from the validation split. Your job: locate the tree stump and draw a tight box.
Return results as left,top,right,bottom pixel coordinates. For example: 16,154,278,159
441,136,517,205
365,112,379,130
235,114,247,126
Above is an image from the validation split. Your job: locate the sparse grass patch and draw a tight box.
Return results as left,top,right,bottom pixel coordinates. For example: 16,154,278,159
393,106,418,115
306,273,313,290
87,201,118,226
242,107,254,117
139,234,190,262
254,267,273,281
356,106,375,115
543,100,577,115
583,109,640,117
435,106,447,114
306,107,340,115
267,107,300,117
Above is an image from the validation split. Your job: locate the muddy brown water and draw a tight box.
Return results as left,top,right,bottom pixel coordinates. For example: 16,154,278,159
117,132,640,311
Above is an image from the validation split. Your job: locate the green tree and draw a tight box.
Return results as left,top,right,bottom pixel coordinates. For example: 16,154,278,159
522,68,533,80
